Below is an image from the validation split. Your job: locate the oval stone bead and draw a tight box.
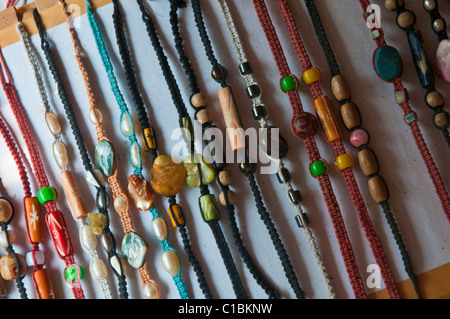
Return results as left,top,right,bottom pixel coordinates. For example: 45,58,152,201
143,282,160,299
80,224,97,253
161,250,181,276
0,198,13,224
368,176,389,203
358,148,379,176
121,232,148,269
331,75,351,102
45,112,61,136
340,103,361,130
90,258,108,282
152,217,168,241
0,253,27,280
120,114,134,136
150,155,187,196
373,46,402,82
0,230,15,249
95,140,117,177
128,175,155,212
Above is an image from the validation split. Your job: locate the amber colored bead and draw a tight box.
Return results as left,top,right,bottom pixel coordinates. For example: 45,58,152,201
24,197,43,243
128,174,155,212
291,112,319,139
358,148,379,176
331,75,351,102
150,155,187,197
384,0,403,11
434,112,449,129
168,204,185,228
368,176,389,203
313,96,343,143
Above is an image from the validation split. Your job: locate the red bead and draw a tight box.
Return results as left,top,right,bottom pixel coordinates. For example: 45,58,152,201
46,210,73,259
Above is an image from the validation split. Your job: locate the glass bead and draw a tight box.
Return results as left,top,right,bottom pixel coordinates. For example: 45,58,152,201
246,84,261,99
302,67,321,85
335,153,354,171
252,105,267,121
280,75,297,92
64,264,84,282
239,62,253,75
288,190,303,204
310,160,328,177
26,250,45,267
37,187,58,205
276,167,291,184
168,204,185,228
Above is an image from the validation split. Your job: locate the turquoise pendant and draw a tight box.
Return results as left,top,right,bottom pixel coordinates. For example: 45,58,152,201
373,46,402,82
95,140,117,177
121,232,148,269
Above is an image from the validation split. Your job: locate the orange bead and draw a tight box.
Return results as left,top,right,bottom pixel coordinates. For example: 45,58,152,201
24,197,43,244
59,171,88,220
32,269,55,299
218,86,245,151
313,96,343,143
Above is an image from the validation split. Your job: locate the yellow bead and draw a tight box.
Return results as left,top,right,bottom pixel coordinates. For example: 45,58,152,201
302,67,321,85
335,153,354,171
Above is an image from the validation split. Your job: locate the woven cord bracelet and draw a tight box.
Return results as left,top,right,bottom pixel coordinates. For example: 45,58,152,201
189,0,306,299
32,7,129,299
357,0,450,221
0,45,85,301
84,0,189,299
216,0,336,299
137,0,248,299
383,1,450,148
15,17,114,299
250,0,368,298
304,0,422,299
56,0,159,299
168,0,281,299
273,0,400,299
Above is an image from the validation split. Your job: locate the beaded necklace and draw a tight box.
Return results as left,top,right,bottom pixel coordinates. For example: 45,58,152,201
0,40,85,301
167,0,281,299
83,0,189,299
215,0,336,298
188,0,306,299
111,0,213,298
32,6,129,299
15,16,114,299
357,0,450,221
136,0,248,299
55,0,159,299
304,0,422,299
383,1,450,148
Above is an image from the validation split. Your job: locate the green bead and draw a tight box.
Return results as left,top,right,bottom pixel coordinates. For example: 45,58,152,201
37,187,58,204
199,194,220,222
310,160,327,177
184,153,215,188
181,116,194,142
280,75,297,92
64,265,84,282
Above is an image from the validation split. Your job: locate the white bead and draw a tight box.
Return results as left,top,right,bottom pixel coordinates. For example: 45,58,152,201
80,225,97,253
86,168,105,187
26,250,45,267
90,258,108,281
151,218,167,241
113,196,127,212
0,230,15,249
110,254,126,275
89,108,103,125
45,112,61,136
53,141,69,169
142,282,159,299
130,143,142,168
161,250,181,276
121,115,134,136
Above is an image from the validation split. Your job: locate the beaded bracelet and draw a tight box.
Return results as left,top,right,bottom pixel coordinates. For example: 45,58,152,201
32,6,129,299
83,0,189,299
14,17,114,299
215,0,336,298
188,0,307,299
383,1,450,148
137,0,249,299
304,0,422,299
167,0,281,299
0,44,85,300
357,0,450,221
111,0,213,298
55,0,160,299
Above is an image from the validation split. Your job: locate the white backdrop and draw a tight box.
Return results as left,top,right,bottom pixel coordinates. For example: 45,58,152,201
0,0,449,299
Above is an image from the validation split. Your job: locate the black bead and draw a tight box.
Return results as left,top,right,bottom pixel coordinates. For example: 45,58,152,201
294,213,309,228
211,64,227,82
239,161,257,175
239,62,253,75
276,167,291,184
246,84,261,99
288,190,303,204
252,105,267,120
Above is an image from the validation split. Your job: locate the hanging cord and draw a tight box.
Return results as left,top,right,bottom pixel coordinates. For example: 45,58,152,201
32,8,129,299
304,0,422,299
168,0,280,299
137,0,248,299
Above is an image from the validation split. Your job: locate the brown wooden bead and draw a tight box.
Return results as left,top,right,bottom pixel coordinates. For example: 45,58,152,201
358,148,379,176
397,11,415,29
219,190,236,206
331,75,351,102
191,93,207,108
340,103,361,130
0,253,26,280
368,176,388,204
0,198,13,224
434,112,449,128
385,0,403,11
426,91,445,108
196,109,212,124
218,170,233,186
291,112,318,139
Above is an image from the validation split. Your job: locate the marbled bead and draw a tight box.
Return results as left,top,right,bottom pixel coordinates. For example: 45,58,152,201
121,232,148,269
0,254,27,280
0,198,13,224
291,112,318,139
435,39,450,83
373,46,402,82
350,129,369,148
95,140,117,177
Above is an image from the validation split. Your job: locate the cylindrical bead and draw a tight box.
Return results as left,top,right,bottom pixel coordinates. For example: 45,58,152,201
313,96,343,142
331,75,351,102
218,86,245,151
90,258,108,282
80,224,97,253
161,250,181,276
59,171,88,220
46,210,74,259
0,253,26,280
24,197,43,243
45,112,61,136
53,141,69,169
358,148,379,176
340,103,361,130
142,127,157,151
368,176,389,203
32,268,55,299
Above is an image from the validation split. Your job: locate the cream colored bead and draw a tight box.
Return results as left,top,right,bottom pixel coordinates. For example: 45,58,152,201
80,224,97,253
161,250,181,276
90,258,108,282
86,168,105,187
219,190,236,206
130,143,142,168
110,254,126,275
0,230,15,249
218,170,233,186
142,282,160,299
89,108,103,124
191,93,207,108
114,196,127,212
53,141,69,169
45,112,61,136
196,109,212,124
151,218,168,242
121,115,134,136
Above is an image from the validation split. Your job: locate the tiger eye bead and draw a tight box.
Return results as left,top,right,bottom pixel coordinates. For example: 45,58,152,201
291,112,318,139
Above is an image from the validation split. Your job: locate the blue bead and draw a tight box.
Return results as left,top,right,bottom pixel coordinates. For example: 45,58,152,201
408,32,434,88
373,46,402,82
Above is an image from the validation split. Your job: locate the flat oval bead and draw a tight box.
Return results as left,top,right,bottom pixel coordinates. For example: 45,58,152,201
368,176,389,203
90,258,108,282
80,224,97,253
95,140,117,177
121,232,148,269
0,253,27,280
142,282,160,299
120,114,134,136
26,250,45,267
0,230,15,249
373,46,402,82
0,198,13,224
358,148,379,176
161,250,181,276
45,112,61,136
151,155,187,196
340,103,361,130
89,108,103,124
128,175,155,212
152,217,168,242
331,75,351,102
130,143,142,168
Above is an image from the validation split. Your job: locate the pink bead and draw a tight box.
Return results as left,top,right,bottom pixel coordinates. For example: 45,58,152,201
435,39,450,83
350,129,369,148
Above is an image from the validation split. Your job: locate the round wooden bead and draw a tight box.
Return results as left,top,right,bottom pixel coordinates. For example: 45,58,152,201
426,91,445,107
433,19,445,32
0,198,13,224
143,282,160,299
434,112,449,128
218,170,233,186
219,190,236,206
0,253,27,280
191,93,207,108
331,75,351,102
358,148,379,176
384,0,403,11
368,176,389,203
424,0,436,11
291,112,318,139
397,11,415,29
161,250,181,276
196,109,212,124
340,103,361,130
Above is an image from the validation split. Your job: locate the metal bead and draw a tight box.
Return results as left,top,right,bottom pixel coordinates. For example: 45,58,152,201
239,62,253,75
246,84,261,99
295,213,310,228
211,64,227,82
